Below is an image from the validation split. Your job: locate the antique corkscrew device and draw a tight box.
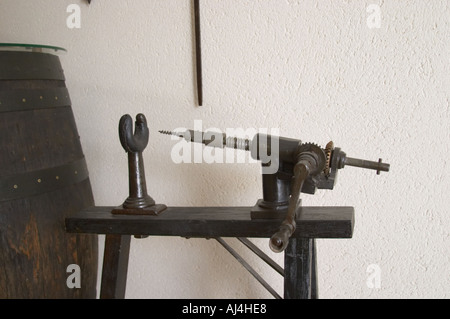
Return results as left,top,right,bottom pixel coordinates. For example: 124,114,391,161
160,129,390,253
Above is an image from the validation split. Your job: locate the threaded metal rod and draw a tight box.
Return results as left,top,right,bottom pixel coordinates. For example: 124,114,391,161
159,130,251,150
160,130,390,175
344,157,390,175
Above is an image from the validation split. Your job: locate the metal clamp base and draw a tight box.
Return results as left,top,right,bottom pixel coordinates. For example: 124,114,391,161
250,199,289,219
111,204,167,216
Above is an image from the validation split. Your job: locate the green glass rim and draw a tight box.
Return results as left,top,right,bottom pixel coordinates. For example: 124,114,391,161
0,43,67,53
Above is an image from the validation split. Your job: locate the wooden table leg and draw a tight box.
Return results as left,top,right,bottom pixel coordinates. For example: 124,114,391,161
311,239,318,299
284,238,314,299
100,234,132,299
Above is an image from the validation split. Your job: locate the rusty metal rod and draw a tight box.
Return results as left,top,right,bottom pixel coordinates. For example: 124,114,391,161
194,0,203,106
269,163,309,253
237,238,284,276
344,157,390,175
215,238,282,299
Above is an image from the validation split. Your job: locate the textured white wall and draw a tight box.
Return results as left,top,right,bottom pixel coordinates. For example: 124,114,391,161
1,0,448,299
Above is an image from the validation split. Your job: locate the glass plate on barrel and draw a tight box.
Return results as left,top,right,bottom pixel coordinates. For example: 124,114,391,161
0,43,67,55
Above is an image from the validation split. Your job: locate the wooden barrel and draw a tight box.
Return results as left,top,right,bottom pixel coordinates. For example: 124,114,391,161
0,45,98,298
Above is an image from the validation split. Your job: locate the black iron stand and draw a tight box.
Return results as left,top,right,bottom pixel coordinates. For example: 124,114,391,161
65,206,354,299
65,114,354,299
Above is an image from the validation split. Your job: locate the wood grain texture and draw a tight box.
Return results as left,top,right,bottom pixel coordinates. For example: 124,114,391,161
0,51,98,298
100,235,131,299
284,238,314,299
66,206,354,239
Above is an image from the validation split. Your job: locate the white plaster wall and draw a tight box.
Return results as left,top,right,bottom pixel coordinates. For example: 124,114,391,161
1,0,448,299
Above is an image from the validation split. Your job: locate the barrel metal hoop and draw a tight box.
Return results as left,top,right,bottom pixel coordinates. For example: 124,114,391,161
0,158,89,202
0,51,65,80
0,87,71,113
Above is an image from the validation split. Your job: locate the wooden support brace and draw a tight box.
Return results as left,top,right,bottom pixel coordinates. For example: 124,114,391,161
100,234,132,299
284,238,317,299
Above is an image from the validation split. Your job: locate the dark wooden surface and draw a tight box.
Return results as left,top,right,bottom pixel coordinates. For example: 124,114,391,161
311,239,318,299
100,235,131,299
66,206,354,239
0,51,98,298
66,206,353,299
0,51,65,80
284,238,314,299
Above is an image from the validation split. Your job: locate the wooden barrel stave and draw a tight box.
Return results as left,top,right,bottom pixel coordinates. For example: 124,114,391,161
0,49,98,299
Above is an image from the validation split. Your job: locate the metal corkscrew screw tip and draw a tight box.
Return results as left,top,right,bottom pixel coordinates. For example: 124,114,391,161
159,130,251,151
158,130,184,138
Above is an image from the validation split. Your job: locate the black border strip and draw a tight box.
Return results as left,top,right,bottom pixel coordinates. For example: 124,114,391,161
0,87,71,113
0,158,89,202
0,51,65,80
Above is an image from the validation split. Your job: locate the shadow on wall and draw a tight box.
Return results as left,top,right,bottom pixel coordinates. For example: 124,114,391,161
139,154,270,298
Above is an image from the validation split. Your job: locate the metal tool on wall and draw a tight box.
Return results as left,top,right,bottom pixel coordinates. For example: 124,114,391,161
87,0,204,106
159,129,390,253
193,0,203,106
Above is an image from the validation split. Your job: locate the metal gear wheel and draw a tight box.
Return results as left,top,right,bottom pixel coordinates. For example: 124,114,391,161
297,142,326,176
324,141,334,176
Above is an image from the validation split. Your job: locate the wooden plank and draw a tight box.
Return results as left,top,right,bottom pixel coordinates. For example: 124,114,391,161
311,239,318,299
0,51,65,80
284,238,313,299
66,206,354,239
99,235,131,299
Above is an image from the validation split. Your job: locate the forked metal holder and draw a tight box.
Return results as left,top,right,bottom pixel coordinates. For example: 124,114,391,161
111,114,167,216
